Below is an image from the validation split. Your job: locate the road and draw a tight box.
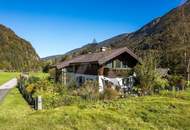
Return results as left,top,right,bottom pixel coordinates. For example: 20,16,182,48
0,78,17,102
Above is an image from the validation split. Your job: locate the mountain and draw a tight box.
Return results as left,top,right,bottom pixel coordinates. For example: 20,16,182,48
42,43,98,62
0,24,40,71
99,0,190,74
44,1,190,74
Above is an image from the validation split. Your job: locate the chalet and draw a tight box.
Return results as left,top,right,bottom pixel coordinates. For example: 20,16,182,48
55,47,141,92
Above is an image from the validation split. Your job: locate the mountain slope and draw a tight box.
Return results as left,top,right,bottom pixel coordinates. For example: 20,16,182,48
47,1,190,74
98,1,190,74
99,1,190,51
0,24,40,71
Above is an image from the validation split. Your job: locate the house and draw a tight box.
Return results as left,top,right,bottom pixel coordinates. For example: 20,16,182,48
55,47,141,92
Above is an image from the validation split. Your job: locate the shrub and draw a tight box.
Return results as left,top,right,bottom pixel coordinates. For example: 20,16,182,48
154,77,169,93
187,81,190,88
27,76,40,84
48,68,56,80
101,87,119,100
26,84,35,94
67,80,78,90
53,83,69,95
42,92,82,109
78,81,100,101
168,75,185,90
25,78,54,96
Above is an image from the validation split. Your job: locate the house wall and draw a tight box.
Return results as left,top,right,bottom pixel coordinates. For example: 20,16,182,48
104,52,138,69
65,72,134,92
65,72,98,86
98,75,135,92
67,63,99,75
56,66,135,92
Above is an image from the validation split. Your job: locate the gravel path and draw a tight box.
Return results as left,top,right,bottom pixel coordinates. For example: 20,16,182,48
0,78,17,102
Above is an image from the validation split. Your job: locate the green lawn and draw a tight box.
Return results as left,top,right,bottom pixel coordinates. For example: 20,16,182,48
0,88,190,130
29,72,49,79
0,72,48,86
0,72,19,85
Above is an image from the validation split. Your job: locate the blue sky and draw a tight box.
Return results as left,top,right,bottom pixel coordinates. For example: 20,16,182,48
0,0,185,57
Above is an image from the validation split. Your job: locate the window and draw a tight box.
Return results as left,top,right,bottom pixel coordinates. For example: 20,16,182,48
115,59,121,68
122,61,128,68
77,76,85,85
106,59,128,69
106,61,113,68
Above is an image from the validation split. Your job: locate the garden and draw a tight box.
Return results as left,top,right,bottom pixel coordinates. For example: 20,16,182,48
20,53,190,110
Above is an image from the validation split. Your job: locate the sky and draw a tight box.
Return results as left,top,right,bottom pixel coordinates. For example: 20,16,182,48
0,0,186,58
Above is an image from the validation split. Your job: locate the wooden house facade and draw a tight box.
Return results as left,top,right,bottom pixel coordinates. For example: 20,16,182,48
55,47,141,92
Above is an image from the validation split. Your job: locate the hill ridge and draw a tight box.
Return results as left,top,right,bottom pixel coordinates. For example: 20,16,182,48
0,24,40,71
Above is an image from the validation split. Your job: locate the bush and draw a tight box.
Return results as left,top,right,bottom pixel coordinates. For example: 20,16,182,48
168,75,185,90
27,76,40,84
26,84,35,94
25,78,54,96
101,87,119,100
53,83,70,95
78,81,100,100
48,68,56,80
187,81,190,88
43,93,82,109
67,80,78,90
154,77,169,93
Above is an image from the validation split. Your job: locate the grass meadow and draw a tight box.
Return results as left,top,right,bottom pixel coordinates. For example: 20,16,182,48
0,72,19,85
0,87,190,130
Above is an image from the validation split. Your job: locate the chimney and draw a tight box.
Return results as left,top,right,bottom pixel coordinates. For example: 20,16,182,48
101,47,107,52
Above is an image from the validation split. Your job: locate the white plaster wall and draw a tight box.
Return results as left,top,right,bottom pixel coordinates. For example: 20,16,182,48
66,72,98,86
66,72,134,92
98,75,134,92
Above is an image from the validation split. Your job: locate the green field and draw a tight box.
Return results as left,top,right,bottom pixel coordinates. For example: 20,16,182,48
0,87,190,130
0,72,19,85
0,72,48,86
29,72,49,79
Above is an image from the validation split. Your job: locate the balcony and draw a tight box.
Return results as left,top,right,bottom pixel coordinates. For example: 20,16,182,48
103,67,132,78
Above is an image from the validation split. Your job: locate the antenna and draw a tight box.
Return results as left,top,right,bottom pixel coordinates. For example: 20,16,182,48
92,38,97,44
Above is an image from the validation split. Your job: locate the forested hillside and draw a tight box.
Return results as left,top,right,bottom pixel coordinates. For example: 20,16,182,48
0,24,40,71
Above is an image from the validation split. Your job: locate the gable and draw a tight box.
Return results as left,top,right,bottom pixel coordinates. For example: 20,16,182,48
56,47,141,69
104,52,139,68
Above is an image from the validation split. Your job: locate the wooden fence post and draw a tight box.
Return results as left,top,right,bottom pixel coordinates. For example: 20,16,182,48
36,96,42,110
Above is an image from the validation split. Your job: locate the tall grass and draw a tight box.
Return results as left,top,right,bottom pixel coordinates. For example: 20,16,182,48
0,88,190,130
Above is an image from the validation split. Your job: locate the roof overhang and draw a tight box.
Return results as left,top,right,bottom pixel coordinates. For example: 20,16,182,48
55,47,141,69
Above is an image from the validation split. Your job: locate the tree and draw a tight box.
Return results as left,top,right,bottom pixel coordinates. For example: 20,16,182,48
134,52,167,95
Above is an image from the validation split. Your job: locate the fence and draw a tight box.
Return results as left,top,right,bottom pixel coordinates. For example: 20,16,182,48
17,79,42,110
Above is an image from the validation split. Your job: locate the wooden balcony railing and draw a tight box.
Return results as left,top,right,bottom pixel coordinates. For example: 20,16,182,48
103,68,132,78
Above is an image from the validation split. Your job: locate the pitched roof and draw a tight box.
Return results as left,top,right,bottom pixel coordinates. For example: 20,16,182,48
56,47,141,69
